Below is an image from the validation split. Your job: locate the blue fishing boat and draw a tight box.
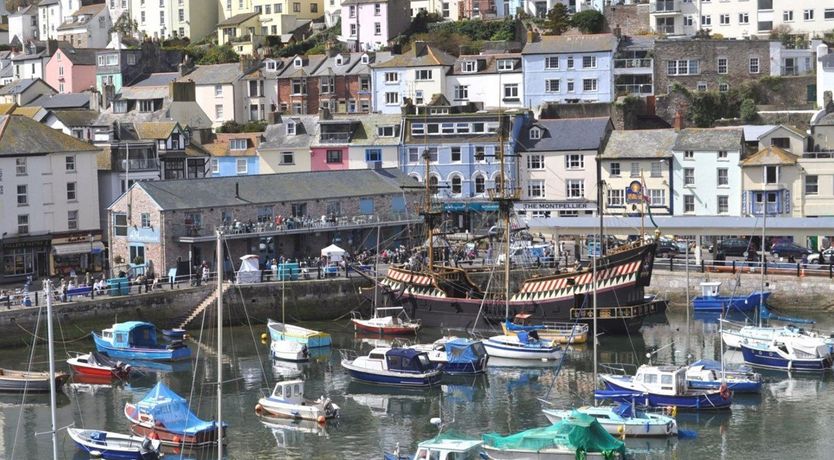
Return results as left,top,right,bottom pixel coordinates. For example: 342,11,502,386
340,347,442,387
483,331,562,361
93,322,191,361
411,338,488,375
67,428,161,460
685,359,762,393
692,282,769,313
598,365,732,410
543,402,678,438
740,339,833,372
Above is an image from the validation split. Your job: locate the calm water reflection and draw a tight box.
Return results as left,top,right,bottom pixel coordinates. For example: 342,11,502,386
3,310,834,459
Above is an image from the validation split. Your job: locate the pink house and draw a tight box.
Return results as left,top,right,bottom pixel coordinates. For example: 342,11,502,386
340,0,411,52
310,146,349,171
44,46,100,94
310,119,359,171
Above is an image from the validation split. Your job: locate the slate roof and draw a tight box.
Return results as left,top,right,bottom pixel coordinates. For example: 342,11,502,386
742,125,778,141
448,53,522,75
166,101,212,130
134,72,181,87
180,64,242,85
517,117,611,152
739,146,799,166
0,115,96,156
373,43,456,69
217,12,259,26
28,92,90,109
350,114,402,146
259,115,319,150
49,109,99,127
599,129,677,159
522,33,618,55
57,3,107,31
53,46,101,65
275,55,326,78
121,72,178,100
133,168,417,210
0,78,43,95
12,106,41,118
205,133,262,157
673,127,743,151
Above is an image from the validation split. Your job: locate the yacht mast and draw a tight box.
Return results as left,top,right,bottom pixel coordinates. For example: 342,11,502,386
46,279,58,460
216,231,224,459
759,185,766,328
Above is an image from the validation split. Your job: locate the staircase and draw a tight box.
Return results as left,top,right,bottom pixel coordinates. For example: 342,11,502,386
178,282,232,329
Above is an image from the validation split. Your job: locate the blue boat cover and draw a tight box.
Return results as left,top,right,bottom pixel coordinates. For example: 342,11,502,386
445,339,486,364
386,348,431,372
112,321,158,348
613,402,633,418
690,359,722,370
135,382,219,435
504,320,543,332
90,431,107,442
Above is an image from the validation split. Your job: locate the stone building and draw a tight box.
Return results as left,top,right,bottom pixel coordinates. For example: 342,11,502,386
654,39,772,95
106,168,421,276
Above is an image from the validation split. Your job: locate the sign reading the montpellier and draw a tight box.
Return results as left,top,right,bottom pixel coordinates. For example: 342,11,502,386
625,181,644,204
518,201,594,210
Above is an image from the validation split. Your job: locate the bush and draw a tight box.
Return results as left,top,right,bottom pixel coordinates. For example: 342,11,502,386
570,10,605,34
545,4,570,35
216,120,267,133
740,99,759,122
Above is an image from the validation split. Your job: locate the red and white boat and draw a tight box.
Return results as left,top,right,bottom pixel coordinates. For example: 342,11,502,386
351,307,421,335
67,351,131,379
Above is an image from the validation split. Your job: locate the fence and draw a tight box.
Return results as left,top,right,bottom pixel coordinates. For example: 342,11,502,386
653,255,834,279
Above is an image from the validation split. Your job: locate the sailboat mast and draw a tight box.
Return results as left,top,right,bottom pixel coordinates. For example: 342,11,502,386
685,237,690,362
760,185,766,328
374,224,381,311
46,279,58,460
216,231,223,459
424,146,435,269
592,182,600,395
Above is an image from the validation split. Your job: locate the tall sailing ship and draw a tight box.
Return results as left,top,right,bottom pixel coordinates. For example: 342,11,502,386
370,111,663,333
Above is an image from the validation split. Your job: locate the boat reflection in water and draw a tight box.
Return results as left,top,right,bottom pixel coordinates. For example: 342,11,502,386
622,436,679,457
259,415,328,449
346,382,434,417
768,375,827,402
272,359,305,380
487,356,562,369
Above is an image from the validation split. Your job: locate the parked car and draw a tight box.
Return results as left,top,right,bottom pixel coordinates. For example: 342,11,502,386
655,239,677,256
771,242,813,260
808,248,834,264
716,238,756,257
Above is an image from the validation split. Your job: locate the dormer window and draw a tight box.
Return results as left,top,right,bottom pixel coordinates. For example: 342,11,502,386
462,61,477,73
335,54,343,66
293,57,302,68
286,121,296,135
497,59,514,71
361,54,369,64
266,59,276,71
230,139,248,150
377,125,396,137
529,127,541,140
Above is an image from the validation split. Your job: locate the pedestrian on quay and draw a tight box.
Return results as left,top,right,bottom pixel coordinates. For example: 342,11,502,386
85,271,92,287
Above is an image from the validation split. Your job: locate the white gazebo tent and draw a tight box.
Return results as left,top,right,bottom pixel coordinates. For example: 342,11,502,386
236,254,261,284
321,244,346,262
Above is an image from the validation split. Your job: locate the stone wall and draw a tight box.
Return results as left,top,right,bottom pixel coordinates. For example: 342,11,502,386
654,39,772,95
603,4,650,36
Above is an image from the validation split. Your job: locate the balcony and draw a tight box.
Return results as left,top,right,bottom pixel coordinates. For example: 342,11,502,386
650,0,680,14
750,202,784,216
613,58,653,75
615,84,654,96
319,132,352,144
114,157,160,172
173,213,422,243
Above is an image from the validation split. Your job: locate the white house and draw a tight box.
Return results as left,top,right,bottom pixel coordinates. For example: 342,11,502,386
8,5,39,44
55,3,111,48
0,114,102,282
521,33,618,109
671,128,744,216
371,41,455,114
38,0,78,40
816,43,834,109
10,41,54,80
445,53,524,110
180,63,245,128
347,114,401,170
515,117,612,219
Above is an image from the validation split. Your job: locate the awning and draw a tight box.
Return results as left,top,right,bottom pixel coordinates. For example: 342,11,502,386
52,241,105,256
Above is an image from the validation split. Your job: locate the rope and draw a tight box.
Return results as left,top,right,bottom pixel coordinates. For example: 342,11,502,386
13,321,92,344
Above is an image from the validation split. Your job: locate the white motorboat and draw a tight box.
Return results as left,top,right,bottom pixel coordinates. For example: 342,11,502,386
67,428,161,460
271,340,309,362
483,332,562,361
340,347,442,387
543,404,678,438
722,323,833,352
255,379,339,421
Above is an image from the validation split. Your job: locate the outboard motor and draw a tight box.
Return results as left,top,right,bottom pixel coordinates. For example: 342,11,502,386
140,437,159,460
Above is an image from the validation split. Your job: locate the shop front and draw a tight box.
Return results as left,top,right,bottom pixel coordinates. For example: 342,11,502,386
51,235,105,277
0,236,50,282
515,200,597,219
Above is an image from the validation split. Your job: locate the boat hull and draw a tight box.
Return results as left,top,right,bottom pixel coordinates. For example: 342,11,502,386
0,370,68,393
441,358,488,375
693,292,769,312
267,321,332,348
256,398,338,421
341,359,441,387
740,344,832,372
67,428,160,460
542,409,675,437
128,423,224,448
377,243,657,334
482,445,621,459
351,319,420,335
94,333,191,361
687,379,762,393
600,380,731,410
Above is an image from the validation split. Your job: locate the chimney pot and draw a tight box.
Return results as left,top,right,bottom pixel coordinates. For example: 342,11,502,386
673,110,684,132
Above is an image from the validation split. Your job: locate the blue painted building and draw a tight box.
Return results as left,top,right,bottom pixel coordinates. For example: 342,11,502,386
521,33,618,109
400,107,521,230
207,132,262,177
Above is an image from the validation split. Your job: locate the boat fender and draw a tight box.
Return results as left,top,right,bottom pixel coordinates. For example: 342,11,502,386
719,383,731,400
172,435,182,445
645,422,650,433
148,432,159,440
255,403,263,415
617,425,626,440
317,415,326,424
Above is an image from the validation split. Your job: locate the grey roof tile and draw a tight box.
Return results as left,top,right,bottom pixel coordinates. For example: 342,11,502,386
673,127,744,151
518,117,611,151
599,129,677,159
522,33,618,55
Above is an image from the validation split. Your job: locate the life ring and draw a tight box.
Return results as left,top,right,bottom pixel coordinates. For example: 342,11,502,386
719,383,731,400
255,404,263,415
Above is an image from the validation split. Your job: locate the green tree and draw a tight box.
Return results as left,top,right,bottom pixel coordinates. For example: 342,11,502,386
4,0,32,12
570,10,605,34
739,99,759,122
197,44,239,65
545,4,571,35
110,13,139,37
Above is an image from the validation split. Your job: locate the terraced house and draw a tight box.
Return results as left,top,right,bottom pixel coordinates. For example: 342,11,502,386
371,41,456,114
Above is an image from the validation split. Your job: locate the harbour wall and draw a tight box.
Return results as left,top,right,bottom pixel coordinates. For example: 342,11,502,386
0,268,831,348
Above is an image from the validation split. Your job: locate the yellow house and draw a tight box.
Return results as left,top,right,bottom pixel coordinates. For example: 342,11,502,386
217,12,263,56
221,0,323,37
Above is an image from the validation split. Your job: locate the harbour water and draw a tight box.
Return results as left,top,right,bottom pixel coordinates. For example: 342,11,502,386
3,310,834,459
